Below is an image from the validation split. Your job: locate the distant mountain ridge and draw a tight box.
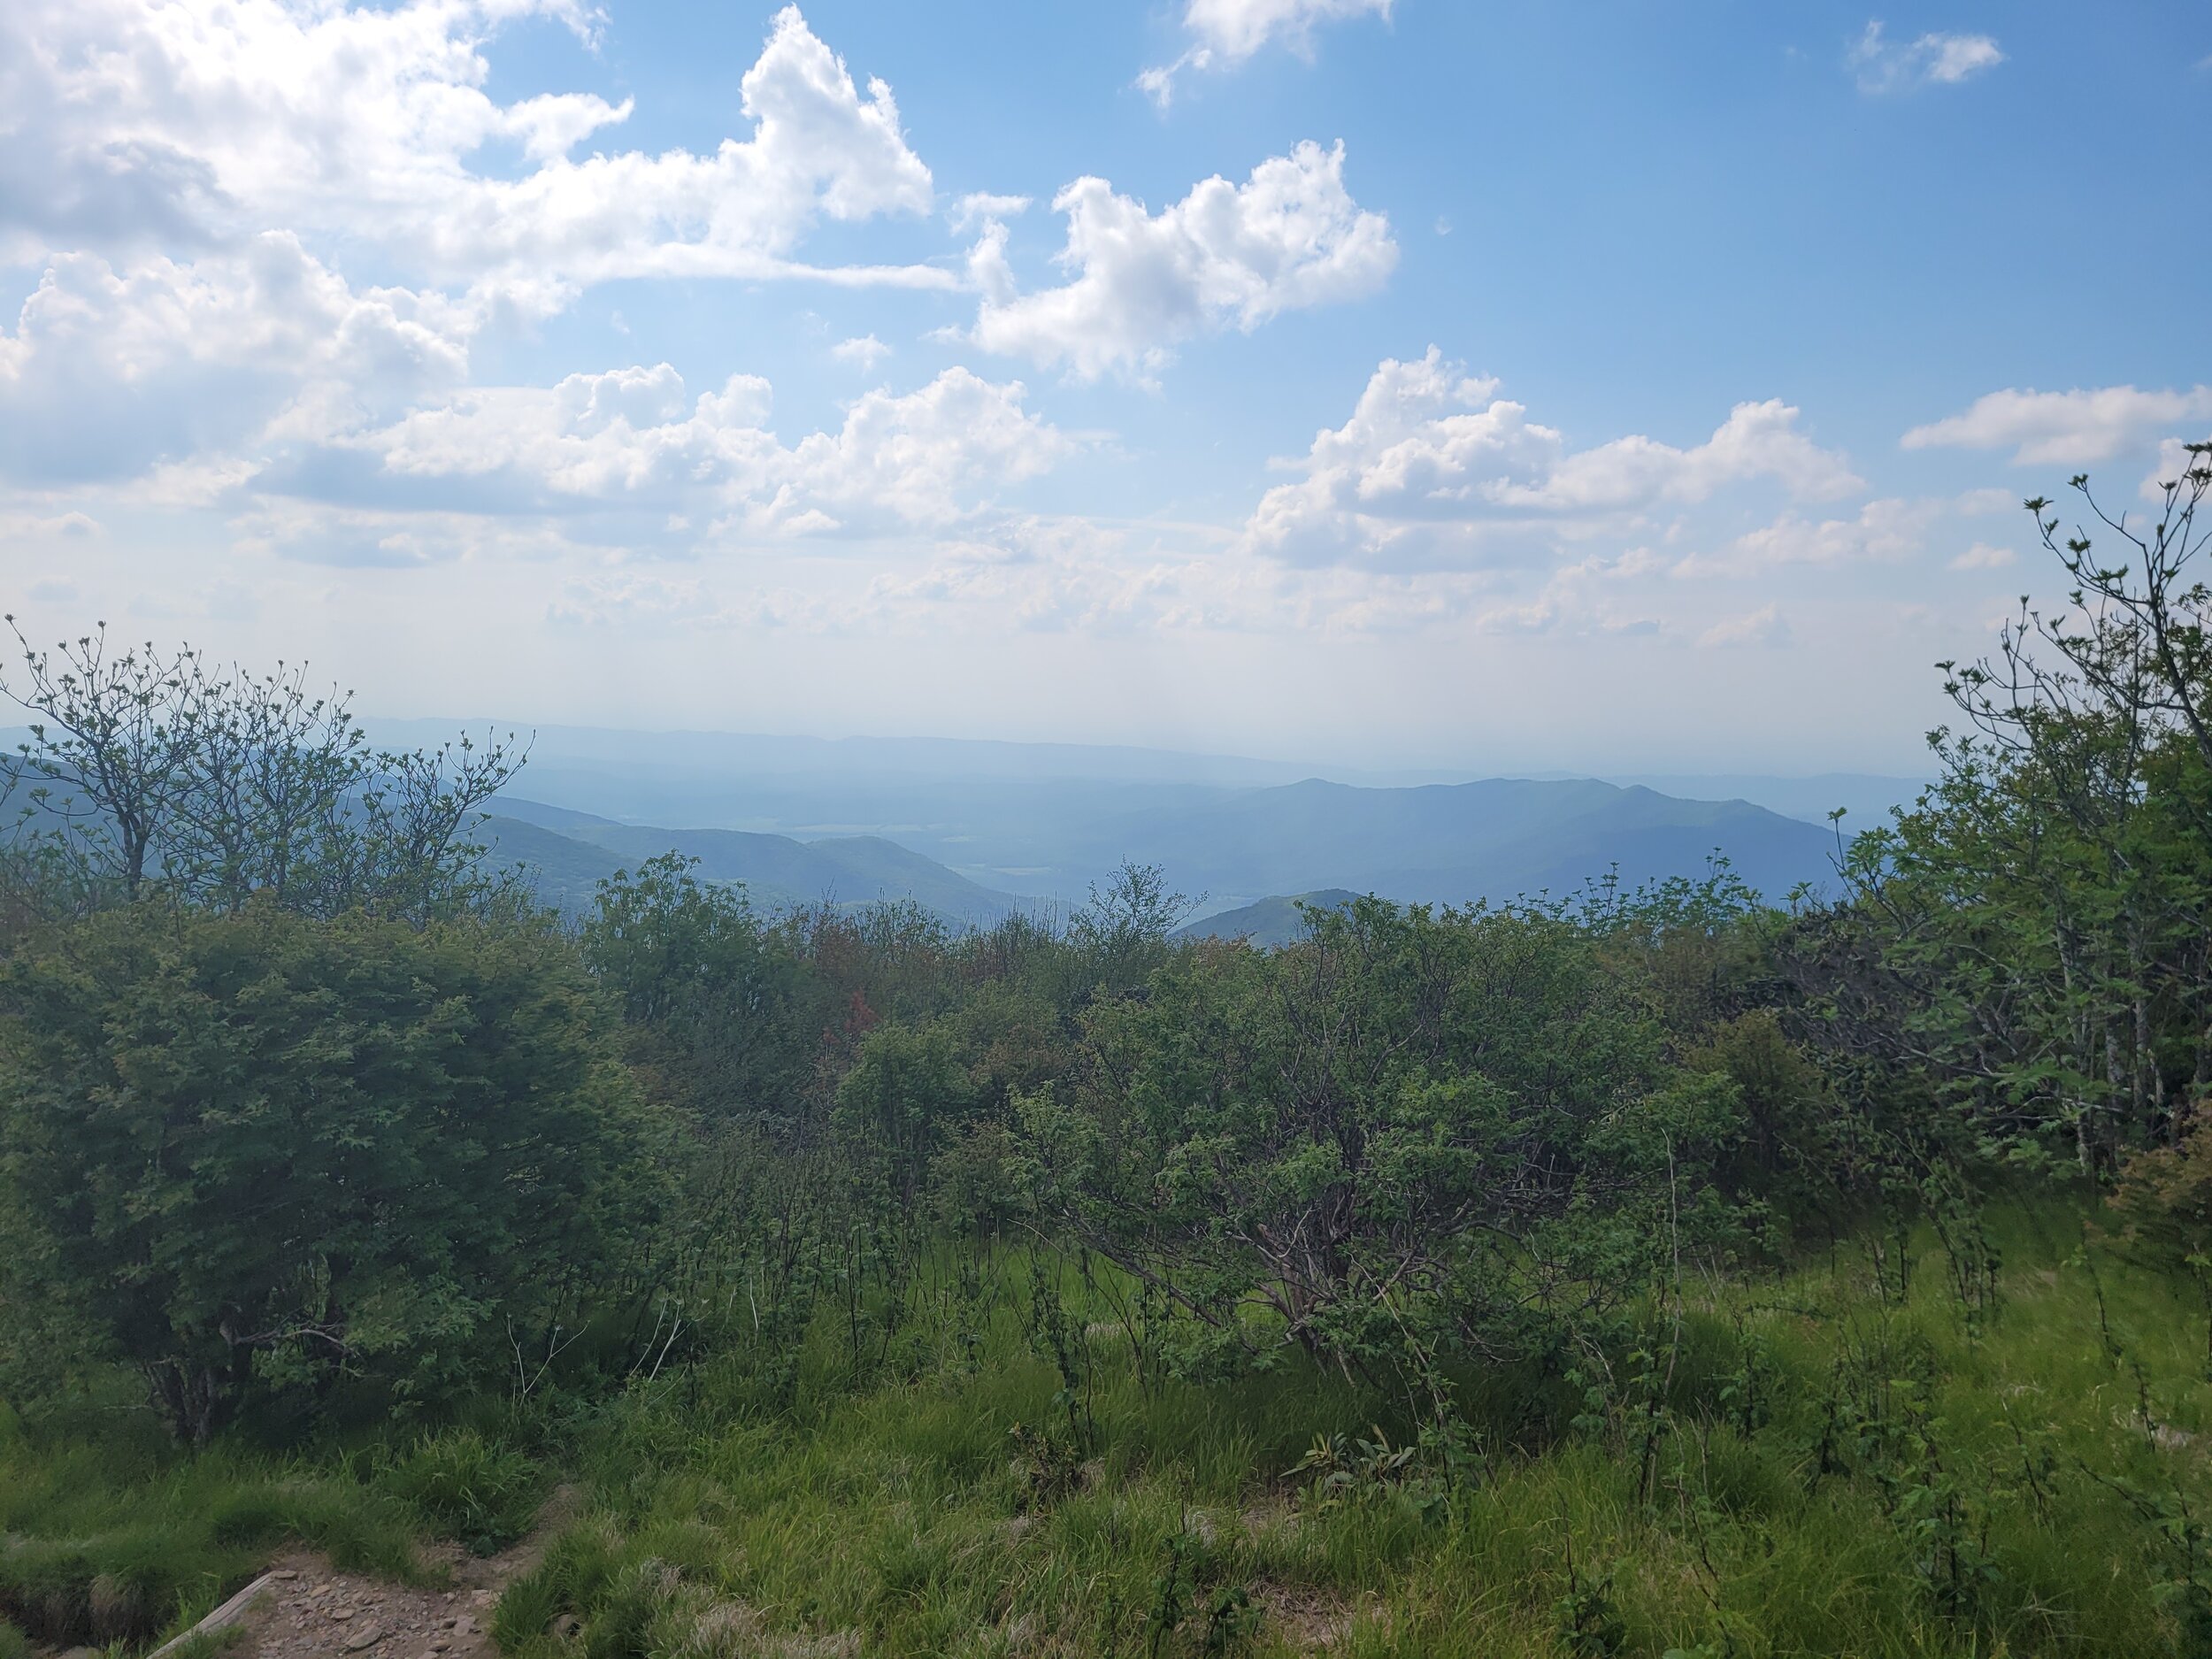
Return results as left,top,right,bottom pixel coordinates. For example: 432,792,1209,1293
1,722,1855,923
1142,777,1839,916
482,798,1022,922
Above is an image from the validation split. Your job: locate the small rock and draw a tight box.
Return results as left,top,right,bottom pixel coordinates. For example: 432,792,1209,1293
550,1614,582,1640
346,1621,385,1651
332,1609,357,1622
274,1569,300,1581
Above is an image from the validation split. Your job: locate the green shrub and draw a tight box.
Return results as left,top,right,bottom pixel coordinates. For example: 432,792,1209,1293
0,901,664,1443
378,1429,543,1555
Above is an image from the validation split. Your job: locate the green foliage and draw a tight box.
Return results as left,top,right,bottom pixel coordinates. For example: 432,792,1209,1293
1786,453,2212,1175
1554,1555,1626,1658
1022,893,1760,1387
1071,859,1202,993
374,1428,543,1555
0,1202,2209,1655
835,1016,978,1200
0,1424,419,1647
580,853,818,1114
0,900,661,1440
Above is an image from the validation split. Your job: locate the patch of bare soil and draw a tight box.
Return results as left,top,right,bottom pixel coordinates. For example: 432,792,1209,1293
227,1499,569,1659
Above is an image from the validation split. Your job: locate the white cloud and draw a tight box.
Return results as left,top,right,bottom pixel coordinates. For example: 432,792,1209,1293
1497,401,1862,513
772,369,1075,531
1949,541,2016,571
0,234,472,484
1140,0,1392,108
1902,384,2212,465
949,193,1031,234
1241,348,1861,568
1672,497,1934,578
831,334,892,371
966,141,1396,383
2145,435,2212,499
1847,21,2005,93
0,511,101,541
857,516,1512,638
2,2,941,300
1459,549,1667,639
334,364,1072,534
1697,603,1789,649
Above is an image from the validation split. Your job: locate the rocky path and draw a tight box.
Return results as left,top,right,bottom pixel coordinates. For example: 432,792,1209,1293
222,1503,566,1659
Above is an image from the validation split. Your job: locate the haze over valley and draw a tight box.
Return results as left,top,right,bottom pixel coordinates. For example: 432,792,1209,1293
462,726,1884,921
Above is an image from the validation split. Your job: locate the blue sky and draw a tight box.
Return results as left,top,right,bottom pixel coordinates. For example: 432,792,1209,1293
1,0,2205,772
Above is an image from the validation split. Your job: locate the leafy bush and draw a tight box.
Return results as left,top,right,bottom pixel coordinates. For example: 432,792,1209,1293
0,900,664,1440
1021,895,1752,1381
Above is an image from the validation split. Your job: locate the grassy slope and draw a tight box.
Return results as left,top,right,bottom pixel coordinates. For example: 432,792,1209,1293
6,1206,2208,1658
483,1208,2209,1658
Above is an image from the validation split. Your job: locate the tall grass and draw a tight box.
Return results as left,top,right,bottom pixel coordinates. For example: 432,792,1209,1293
483,1209,2212,1657
5,1205,2208,1656
0,1412,475,1647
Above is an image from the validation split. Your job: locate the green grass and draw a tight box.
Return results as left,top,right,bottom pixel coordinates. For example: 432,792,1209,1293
5,1206,2211,1656
0,1416,458,1647
472,1208,2212,1658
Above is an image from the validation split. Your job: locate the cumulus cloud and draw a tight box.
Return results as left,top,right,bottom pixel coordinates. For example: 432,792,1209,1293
1240,348,1860,568
1902,384,2212,465
1,1,941,300
831,334,892,371
965,141,1395,383
0,234,472,484
1140,0,1392,108
326,364,1072,534
1847,21,2005,93
1671,497,1935,578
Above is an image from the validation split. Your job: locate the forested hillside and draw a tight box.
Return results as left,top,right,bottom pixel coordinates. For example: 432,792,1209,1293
1,459,2210,1657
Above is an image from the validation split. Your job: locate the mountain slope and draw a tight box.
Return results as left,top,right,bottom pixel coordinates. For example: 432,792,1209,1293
484,798,1019,922
1130,778,1839,909
1176,889,1362,947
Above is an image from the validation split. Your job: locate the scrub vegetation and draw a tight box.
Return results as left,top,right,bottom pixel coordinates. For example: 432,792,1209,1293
2,457,2210,1656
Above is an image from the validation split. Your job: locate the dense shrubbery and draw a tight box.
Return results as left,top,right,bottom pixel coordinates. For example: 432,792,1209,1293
0,901,659,1442
1022,890,1792,1384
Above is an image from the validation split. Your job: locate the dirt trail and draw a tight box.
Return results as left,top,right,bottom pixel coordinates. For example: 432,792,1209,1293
226,1504,566,1659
